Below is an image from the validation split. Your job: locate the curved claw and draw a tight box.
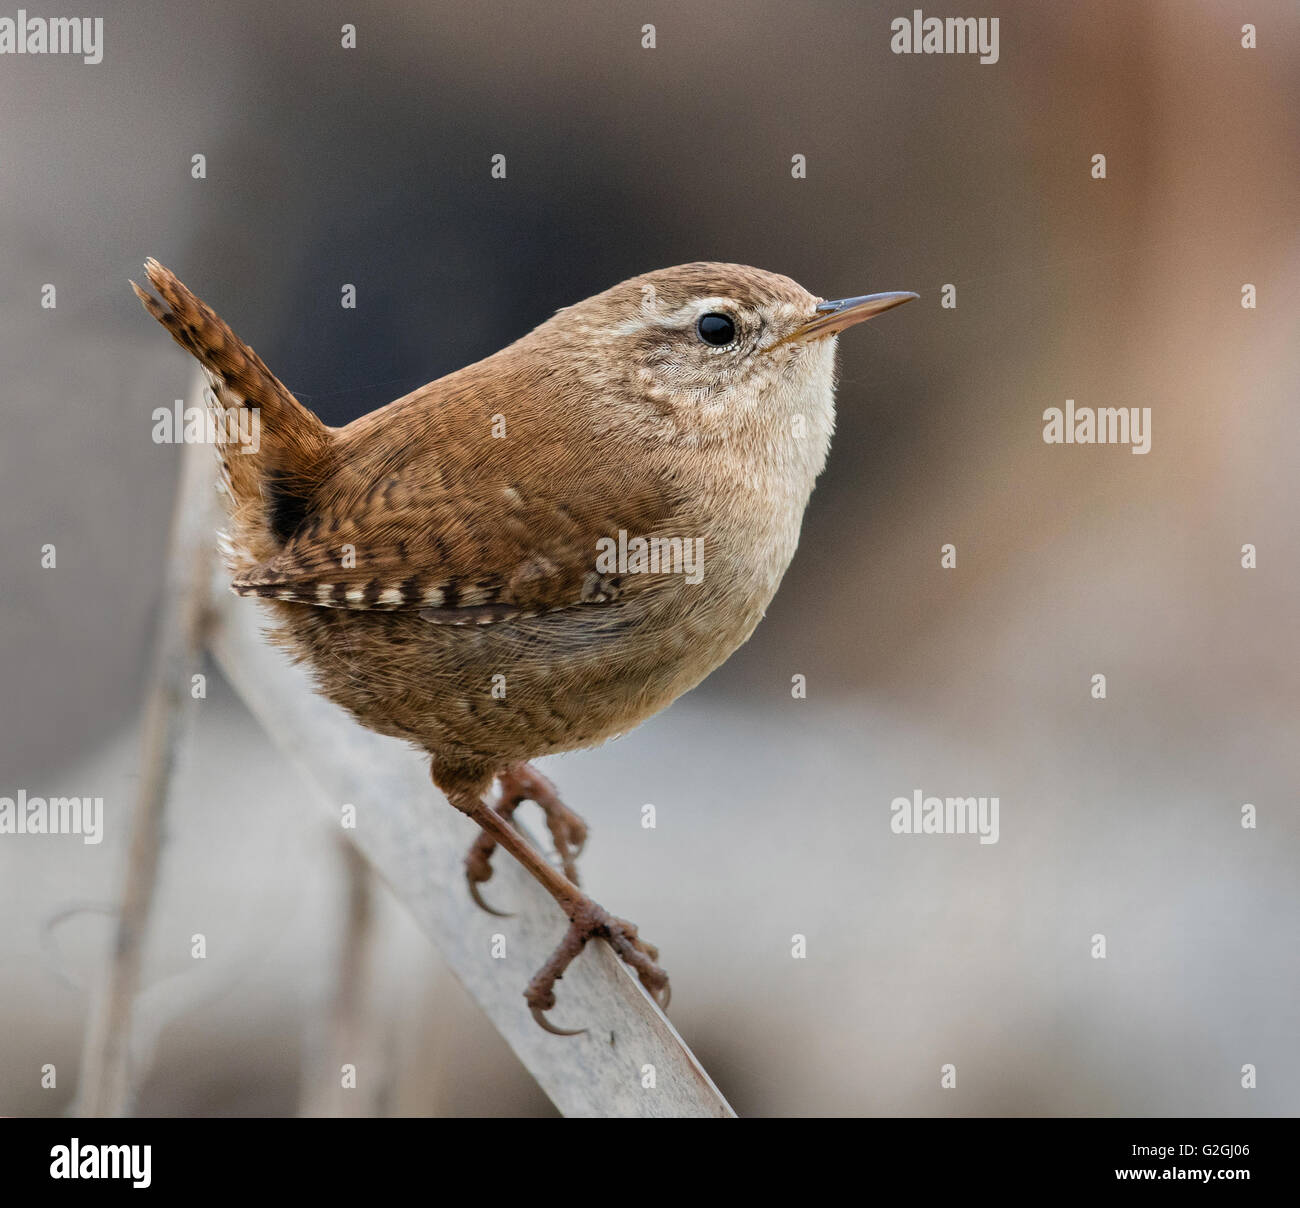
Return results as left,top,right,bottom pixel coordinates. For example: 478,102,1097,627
655,981,672,1011
467,879,513,918
531,1005,587,1037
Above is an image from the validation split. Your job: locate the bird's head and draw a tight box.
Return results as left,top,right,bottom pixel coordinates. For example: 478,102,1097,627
531,262,915,459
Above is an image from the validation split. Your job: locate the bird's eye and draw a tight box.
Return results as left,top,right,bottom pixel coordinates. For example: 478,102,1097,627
696,312,736,346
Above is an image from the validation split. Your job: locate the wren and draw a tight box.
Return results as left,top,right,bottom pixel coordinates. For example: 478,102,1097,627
133,259,915,1032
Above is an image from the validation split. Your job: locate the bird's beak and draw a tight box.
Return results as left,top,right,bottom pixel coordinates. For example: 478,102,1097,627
770,290,919,349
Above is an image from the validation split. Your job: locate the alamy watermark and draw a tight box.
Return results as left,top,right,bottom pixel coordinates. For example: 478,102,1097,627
1043,399,1151,454
891,789,999,844
0,789,103,844
152,396,261,453
595,530,704,585
50,1139,150,1188
890,11,999,64
0,11,102,63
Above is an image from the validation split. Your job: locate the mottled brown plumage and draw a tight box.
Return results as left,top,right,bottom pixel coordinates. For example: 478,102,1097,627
133,257,915,1030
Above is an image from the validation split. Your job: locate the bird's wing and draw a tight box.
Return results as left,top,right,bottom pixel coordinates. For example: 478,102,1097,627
230,425,689,624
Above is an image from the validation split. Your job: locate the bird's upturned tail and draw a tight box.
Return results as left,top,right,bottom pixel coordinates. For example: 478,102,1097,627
132,259,332,568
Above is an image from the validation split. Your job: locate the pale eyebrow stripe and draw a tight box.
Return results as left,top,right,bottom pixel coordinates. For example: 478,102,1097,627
610,296,742,337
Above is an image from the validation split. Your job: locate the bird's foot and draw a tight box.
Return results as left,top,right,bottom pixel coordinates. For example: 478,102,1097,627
437,762,667,1035
526,897,671,1035
501,763,588,882
465,762,587,915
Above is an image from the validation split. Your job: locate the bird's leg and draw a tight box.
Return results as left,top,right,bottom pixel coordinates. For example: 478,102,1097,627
464,782,527,917
437,767,669,1035
464,762,587,915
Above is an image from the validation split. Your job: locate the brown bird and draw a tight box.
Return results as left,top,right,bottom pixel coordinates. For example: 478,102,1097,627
132,258,915,1032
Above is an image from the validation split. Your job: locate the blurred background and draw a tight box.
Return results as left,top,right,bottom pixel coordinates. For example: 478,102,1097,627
1,0,1297,1116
